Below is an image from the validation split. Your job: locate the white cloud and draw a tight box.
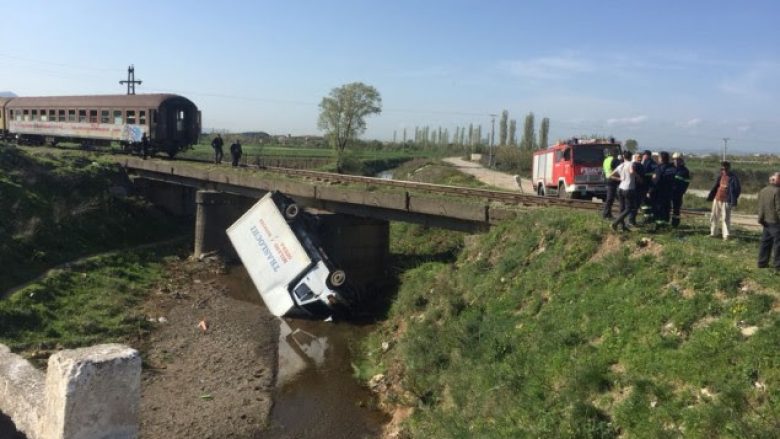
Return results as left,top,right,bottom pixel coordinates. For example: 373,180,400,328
737,125,751,133
677,118,703,128
719,61,780,99
504,55,594,80
606,115,648,126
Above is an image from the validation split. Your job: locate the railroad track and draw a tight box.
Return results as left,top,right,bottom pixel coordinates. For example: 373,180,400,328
14,145,756,226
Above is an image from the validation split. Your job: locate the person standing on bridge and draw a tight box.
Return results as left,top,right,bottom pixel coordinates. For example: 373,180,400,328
707,161,741,241
230,139,243,167
671,152,690,227
211,134,224,164
757,172,780,270
601,148,621,219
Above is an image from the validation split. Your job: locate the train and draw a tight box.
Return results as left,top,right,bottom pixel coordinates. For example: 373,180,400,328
0,93,201,157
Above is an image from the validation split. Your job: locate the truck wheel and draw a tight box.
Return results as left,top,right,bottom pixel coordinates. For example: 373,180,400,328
283,203,299,220
558,183,569,199
327,270,346,288
537,184,545,196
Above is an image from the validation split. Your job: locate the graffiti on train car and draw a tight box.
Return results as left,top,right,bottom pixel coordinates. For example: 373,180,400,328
9,121,146,142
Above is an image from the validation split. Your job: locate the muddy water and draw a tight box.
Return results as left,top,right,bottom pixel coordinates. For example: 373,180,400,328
222,266,390,438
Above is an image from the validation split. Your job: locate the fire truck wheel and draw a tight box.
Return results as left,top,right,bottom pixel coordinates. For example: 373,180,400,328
283,203,300,220
328,270,346,288
558,183,569,199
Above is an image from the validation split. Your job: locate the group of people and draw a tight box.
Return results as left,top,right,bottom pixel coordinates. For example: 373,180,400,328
210,134,243,166
602,149,690,232
602,149,780,271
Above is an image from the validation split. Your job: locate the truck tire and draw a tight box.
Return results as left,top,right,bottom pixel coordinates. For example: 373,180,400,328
283,203,299,220
558,182,569,199
327,270,346,288
537,184,545,197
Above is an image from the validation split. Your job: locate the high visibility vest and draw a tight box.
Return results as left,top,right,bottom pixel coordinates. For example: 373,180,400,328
603,156,614,176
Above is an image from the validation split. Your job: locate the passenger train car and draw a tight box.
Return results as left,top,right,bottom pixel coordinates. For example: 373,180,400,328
0,94,200,157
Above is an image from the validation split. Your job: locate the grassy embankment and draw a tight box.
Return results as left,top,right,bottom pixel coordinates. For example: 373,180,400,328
0,144,186,353
359,159,779,437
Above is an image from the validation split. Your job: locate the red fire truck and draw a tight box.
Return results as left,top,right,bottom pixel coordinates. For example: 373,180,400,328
532,138,622,199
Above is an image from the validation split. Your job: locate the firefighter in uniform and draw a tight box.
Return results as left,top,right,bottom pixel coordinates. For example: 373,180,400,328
650,151,676,228
638,150,657,224
671,152,690,227
601,148,621,219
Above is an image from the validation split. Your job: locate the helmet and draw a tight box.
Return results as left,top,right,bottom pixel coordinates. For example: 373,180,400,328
672,152,683,159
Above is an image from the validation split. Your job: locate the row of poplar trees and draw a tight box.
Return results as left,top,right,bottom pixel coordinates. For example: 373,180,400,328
499,110,550,150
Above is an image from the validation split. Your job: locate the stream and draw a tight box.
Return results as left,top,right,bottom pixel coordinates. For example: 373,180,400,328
221,266,389,438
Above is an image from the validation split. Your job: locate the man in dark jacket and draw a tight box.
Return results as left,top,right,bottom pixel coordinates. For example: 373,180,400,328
757,172,780,270
650,151,676,227
230,139,243,167
706,161,741,240
670,152,690,227
637,150,657,224
211,134,224,164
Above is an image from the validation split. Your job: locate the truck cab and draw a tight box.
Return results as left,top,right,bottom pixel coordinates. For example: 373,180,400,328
533,138,622,200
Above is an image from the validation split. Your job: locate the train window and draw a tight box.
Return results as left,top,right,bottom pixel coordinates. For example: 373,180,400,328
126,110,136,124
89,110,98,123
139,110,146,125
178,110,185,120
100,110,110,124
49,110,56,122
113,110,123,124
32,110,38,121
78,110,87,123
68,110,76,122
23,110,29,121
58,110,66,122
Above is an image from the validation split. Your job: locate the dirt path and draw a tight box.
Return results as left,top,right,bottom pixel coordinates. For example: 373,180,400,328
443,156,535,193
139,256,278,438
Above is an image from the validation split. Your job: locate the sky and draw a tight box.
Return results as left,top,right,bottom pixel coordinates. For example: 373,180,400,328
1,0,779,153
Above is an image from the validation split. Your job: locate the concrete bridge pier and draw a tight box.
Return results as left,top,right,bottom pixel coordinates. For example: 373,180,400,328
317,213,390,290
194,190,255,259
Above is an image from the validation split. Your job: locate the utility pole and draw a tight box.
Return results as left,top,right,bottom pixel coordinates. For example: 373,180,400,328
119,65,142,95
721,138,729,161
489,114,497,167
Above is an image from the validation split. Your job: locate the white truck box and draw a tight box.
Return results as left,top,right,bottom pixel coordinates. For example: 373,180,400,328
227,192,346,317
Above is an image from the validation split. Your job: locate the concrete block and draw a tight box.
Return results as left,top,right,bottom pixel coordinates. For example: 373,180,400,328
41,344,141,439
0,343,140,439
0,345,45,438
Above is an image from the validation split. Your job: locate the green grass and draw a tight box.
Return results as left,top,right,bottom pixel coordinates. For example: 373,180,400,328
0,144,183,294
0,244,184,352
358,210,780,437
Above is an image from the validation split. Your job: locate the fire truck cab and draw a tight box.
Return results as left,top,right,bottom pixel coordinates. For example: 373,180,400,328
532,138,622,200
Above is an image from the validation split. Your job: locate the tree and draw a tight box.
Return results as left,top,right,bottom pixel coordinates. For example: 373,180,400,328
318,82,382,172
499,110,509,146
520,112,535,151
624,138,638,152
509,119,517,146
539,117,550,150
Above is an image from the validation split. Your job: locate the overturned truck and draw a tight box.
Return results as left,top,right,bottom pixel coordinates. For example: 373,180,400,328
227,191,351,317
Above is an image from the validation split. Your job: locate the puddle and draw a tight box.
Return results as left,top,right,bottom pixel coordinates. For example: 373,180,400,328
223,266,390,438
